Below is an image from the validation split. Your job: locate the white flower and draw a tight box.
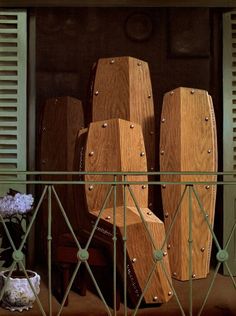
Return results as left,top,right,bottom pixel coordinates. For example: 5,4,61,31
0,194,34,217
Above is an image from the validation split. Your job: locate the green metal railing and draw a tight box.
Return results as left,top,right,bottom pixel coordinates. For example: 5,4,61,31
0,171,235,315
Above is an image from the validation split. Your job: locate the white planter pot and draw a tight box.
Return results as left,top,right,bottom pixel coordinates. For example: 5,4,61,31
0,270,40,312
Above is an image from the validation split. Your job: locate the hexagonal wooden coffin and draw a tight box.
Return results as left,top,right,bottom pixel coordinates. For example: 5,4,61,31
90,206,172,305
39,96,84,248
160,87,217,281
84,118,148,211
84,118,172,305
89,56,156,207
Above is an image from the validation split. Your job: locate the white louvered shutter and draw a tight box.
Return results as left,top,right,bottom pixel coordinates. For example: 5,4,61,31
223,11,236,275
0,10,27,196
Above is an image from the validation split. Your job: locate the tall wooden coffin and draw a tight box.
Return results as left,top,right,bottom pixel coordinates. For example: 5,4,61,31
39,96,84,252
83,118,172,305
159,87,217,281
89,56,155,208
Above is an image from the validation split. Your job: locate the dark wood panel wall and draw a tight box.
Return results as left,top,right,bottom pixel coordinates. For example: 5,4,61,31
36,7,223,221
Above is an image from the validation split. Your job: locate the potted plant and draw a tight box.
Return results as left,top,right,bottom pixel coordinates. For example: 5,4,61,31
0,192,40,312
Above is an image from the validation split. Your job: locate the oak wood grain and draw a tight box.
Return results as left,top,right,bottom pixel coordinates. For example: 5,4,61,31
90,206,172,305
39,96,84,253
160,87,217,281
91,56,155,172
84,118,148,211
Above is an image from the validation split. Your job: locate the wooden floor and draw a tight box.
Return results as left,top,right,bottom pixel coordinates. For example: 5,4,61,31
0,269,236,315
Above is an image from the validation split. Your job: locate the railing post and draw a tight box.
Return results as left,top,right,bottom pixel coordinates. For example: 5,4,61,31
123,175,128,316
47,185,52,316
188,185,193,316
113,175,117,315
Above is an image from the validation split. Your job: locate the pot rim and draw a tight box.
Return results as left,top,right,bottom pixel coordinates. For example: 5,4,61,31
1,269,38,280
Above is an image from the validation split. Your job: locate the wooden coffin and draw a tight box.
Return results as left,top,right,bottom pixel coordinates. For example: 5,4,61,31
39,96,84,251
90,206,172,305
84,118,148,211
159,87,217,281
89,56,155,208
83,118,172,305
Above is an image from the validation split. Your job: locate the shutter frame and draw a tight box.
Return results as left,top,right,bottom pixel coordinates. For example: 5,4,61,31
223,11,236,275
0,9,27,196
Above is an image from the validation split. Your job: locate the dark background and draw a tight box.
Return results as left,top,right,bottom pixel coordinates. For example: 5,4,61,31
35,7,224,260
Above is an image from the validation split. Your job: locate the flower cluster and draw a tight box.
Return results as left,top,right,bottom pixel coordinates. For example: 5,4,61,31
0,193,34,218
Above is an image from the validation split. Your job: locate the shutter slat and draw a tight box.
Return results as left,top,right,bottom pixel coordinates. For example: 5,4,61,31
0,39,18,43
0,29,17,34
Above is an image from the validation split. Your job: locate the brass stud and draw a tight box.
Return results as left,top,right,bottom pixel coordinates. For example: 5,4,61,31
191,89,195,94
142,185,146,189
106,216,111,220
160,150,164,155
165,212,169,218
163,251,167,256
89,151,94,156
167,244,171,249
148,94,151,99
137,62,142,66
205,213,209,218
130,124,135,129
102,122,108,128
207,149,211,154
55,98,58,103
132,258,137,263
42,127,46,132
153,296,158,302
149,131,154,135
161,118,165,123
192,274,196,278
149,202,153,207
205,117,209,122
95,91,99,96
201,247,205,252
110,59,115,64
140,152,145,157
150,167,154,171
205,185,210,190
88,185,93,191
168,291,172,296
162,184,166,189
170,91,174,96
147,211,152,215
173,272,177,277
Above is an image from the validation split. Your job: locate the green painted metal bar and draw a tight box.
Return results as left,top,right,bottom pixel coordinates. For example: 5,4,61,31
57,261,82,316
132,263,157,316
85,185,114,250
47,185,52,316
19,260,47,316
85,261,112,316
127,185,157,249
188,185,193,316
19,185,48,251
0,170,235,176
123,175,128,316
113,175,117,316
160,260,186,316
197,262,221,316
1,180,235,186
161,185,188,250
192,186,221,251
52,185,81,249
